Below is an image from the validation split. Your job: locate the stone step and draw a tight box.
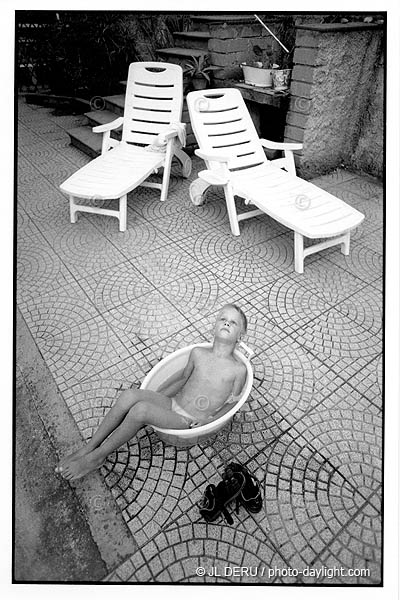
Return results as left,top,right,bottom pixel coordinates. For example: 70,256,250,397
156,47,209,67
103,94,125,116
85,109,121,128
67,126,102,159
191,14,256,24
191,14,256,30
84,110,123,143
172,31,210,50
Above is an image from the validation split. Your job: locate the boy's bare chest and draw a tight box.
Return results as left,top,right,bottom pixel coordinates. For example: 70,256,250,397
195,356,235,385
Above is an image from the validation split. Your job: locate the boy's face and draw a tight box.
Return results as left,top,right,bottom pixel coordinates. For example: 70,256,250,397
215,306,243,343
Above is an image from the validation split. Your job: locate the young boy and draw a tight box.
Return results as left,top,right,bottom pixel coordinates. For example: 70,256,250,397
56,304,248,481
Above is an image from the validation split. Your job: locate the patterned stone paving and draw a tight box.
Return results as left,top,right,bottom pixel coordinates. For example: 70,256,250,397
16,99,384,585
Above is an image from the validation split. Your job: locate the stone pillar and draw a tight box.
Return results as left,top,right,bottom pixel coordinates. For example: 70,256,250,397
350,50,384,178
284,22,384,179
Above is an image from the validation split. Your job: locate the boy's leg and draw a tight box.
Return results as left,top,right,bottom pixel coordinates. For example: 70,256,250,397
56,389,172,471
86,389,172,451
59,396,189,480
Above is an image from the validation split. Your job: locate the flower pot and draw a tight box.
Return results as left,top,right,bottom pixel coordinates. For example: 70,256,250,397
241,63,272,88
192,76,208,90
271,69,292,91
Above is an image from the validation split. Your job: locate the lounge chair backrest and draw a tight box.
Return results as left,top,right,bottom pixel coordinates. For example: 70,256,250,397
187,88,267,172
122,62,183,147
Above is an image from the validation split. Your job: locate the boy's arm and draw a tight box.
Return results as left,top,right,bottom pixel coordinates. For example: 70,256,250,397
156,349,196,397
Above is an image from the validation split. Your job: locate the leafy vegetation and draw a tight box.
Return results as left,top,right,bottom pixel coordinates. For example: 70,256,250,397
17,12,190,98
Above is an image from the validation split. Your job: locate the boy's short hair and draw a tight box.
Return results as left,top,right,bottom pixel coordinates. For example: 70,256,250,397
223,303,248,334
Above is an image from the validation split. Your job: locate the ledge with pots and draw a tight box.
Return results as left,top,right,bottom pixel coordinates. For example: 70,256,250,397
234,82,290,109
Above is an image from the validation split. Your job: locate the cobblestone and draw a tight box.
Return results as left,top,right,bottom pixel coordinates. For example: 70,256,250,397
16,100,383,585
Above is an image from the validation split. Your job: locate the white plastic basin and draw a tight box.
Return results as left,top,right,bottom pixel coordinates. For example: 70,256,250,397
140,342,253,448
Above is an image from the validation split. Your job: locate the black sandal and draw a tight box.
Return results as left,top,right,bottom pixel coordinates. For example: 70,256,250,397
224,462,263,514
198,471,245,525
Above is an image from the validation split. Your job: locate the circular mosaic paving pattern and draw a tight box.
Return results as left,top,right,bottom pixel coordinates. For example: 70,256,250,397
17,241,75,301
188,193,231,228
104,430,190,544
207,250,283,291
110,519,295,583
311,505,381,584
247,275,330,334
293,307,382,378
177,229,244,265
292,405,382,500
250,339,338,426
38,316,133,391
102,290,191,349
82,261,154,312
46,224,126,277
153,210,210,242
236,216,287,248
159,269,233,322
335,285,382,336
132,244,200,288
18,282,98,339
250,233,295,271
291,259,366,306
258,432,380,573
88,211,171,259
131,184,191,221
328,242,383,283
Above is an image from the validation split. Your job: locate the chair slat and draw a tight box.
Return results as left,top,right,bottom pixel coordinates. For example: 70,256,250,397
123,62,183,146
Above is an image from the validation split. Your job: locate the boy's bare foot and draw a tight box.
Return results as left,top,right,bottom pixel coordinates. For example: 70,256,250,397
55,444,93,474
59,451,104,481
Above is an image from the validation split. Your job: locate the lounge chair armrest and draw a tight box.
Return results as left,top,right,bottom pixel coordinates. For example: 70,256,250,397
195,149,230,164
261,139,303,151
156,122,186,143
92,117,124,133
199,169,230,186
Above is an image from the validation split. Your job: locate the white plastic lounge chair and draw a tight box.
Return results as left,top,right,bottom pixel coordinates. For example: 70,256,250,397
60,62,191,231
187,88,364,273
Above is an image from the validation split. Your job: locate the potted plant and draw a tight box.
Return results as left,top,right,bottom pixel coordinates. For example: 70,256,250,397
183,55,220,91
270,53,293,91
270,42,294,91
240,60,280,88
240,45,276,88
270,65,292,91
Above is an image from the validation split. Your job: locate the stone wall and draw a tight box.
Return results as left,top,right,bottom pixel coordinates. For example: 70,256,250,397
284,23,384,179
350,53,384,178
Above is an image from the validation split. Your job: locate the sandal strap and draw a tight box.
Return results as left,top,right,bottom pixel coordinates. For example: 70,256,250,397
224,462,262,504
240,473,261,501
221,506,234,525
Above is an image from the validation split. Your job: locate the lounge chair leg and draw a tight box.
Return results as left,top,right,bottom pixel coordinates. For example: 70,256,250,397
174,148,192,178
119,195,127,232
224,184,240,236
69,196,78,223
160,141,174,202
341,231,350,255
294,231,304,273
